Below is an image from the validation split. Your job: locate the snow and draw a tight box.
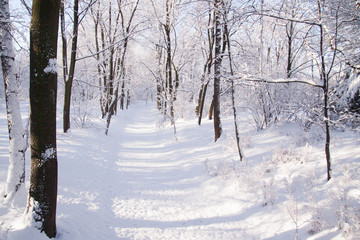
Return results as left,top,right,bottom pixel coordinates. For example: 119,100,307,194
41,148,56,163
0,101,359,239
347,70,360,99
43,59,57,74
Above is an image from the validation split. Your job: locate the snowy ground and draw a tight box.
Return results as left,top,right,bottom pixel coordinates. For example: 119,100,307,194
0,101,359,239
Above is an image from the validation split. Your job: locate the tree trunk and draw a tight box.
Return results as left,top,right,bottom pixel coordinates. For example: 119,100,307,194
63,0,79,133
196,86,203,117
126,89,130,109
92,2,107,118
197,7,215,125
165,0,174,123
198,78,210,125
120,80,126,110
213,0,222,141
60,0,68,84
223,5,243,161
318,1,331,181
0,0,26,198
28,0,60,237
286,20,294,78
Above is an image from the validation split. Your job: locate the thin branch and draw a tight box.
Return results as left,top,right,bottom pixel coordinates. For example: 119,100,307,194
252,7,321,27
20,0,31,16
234,76,324,88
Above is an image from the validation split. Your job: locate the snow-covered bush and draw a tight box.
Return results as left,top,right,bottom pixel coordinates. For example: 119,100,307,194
333,68,360,131
271,147,303,164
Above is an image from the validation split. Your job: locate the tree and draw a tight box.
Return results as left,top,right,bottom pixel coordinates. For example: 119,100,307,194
61,0,79,133
196,2,215,126
151,0,181,125
88,0,140,134
222,0,243,161
27,0,60,237
245,0,347,180
61,0,97,133
104,0,140,135
0,0,27,199
213,0,222,141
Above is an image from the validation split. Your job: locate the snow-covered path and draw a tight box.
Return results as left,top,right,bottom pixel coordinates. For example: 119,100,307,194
56,103,253,240
1,102,359,240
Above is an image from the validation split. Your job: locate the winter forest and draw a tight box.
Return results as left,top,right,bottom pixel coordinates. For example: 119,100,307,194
0,0,360,239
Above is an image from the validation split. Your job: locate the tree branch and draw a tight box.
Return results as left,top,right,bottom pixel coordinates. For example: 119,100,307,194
234,76,324,88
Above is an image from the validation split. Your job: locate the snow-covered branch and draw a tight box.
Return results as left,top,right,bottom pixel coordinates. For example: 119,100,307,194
234,75,324,89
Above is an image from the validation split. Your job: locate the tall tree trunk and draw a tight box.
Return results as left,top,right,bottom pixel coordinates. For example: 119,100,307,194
318,2,331,181
92,2,106,117
0,0,26,198
60,0,68,84
213,0,222,142
165,0,174,123
314,0,331,181
63,0,79,133
223,3,243,161
197,7,215,125
28,0,60,237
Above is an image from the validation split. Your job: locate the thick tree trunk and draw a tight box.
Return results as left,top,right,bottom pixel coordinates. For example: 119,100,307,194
0,0,26,198
28,0,60,237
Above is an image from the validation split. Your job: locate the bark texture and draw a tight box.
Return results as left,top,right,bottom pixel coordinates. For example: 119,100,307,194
213,0,222,142
28,0,60,237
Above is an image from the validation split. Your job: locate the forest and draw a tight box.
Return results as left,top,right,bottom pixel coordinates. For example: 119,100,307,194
0,0,359,239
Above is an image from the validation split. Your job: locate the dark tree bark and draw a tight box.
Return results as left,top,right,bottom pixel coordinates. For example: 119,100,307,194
213,0,222,142
286,20,294,78
27,0,60,238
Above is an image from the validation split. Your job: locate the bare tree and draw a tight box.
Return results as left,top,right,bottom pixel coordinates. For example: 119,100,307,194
61,0,97,133
105,0,140,135
0,0,27,199
196,2,215,126
61,0,79,133
213,0,222,141
222,0,243,160
151,0,181,125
